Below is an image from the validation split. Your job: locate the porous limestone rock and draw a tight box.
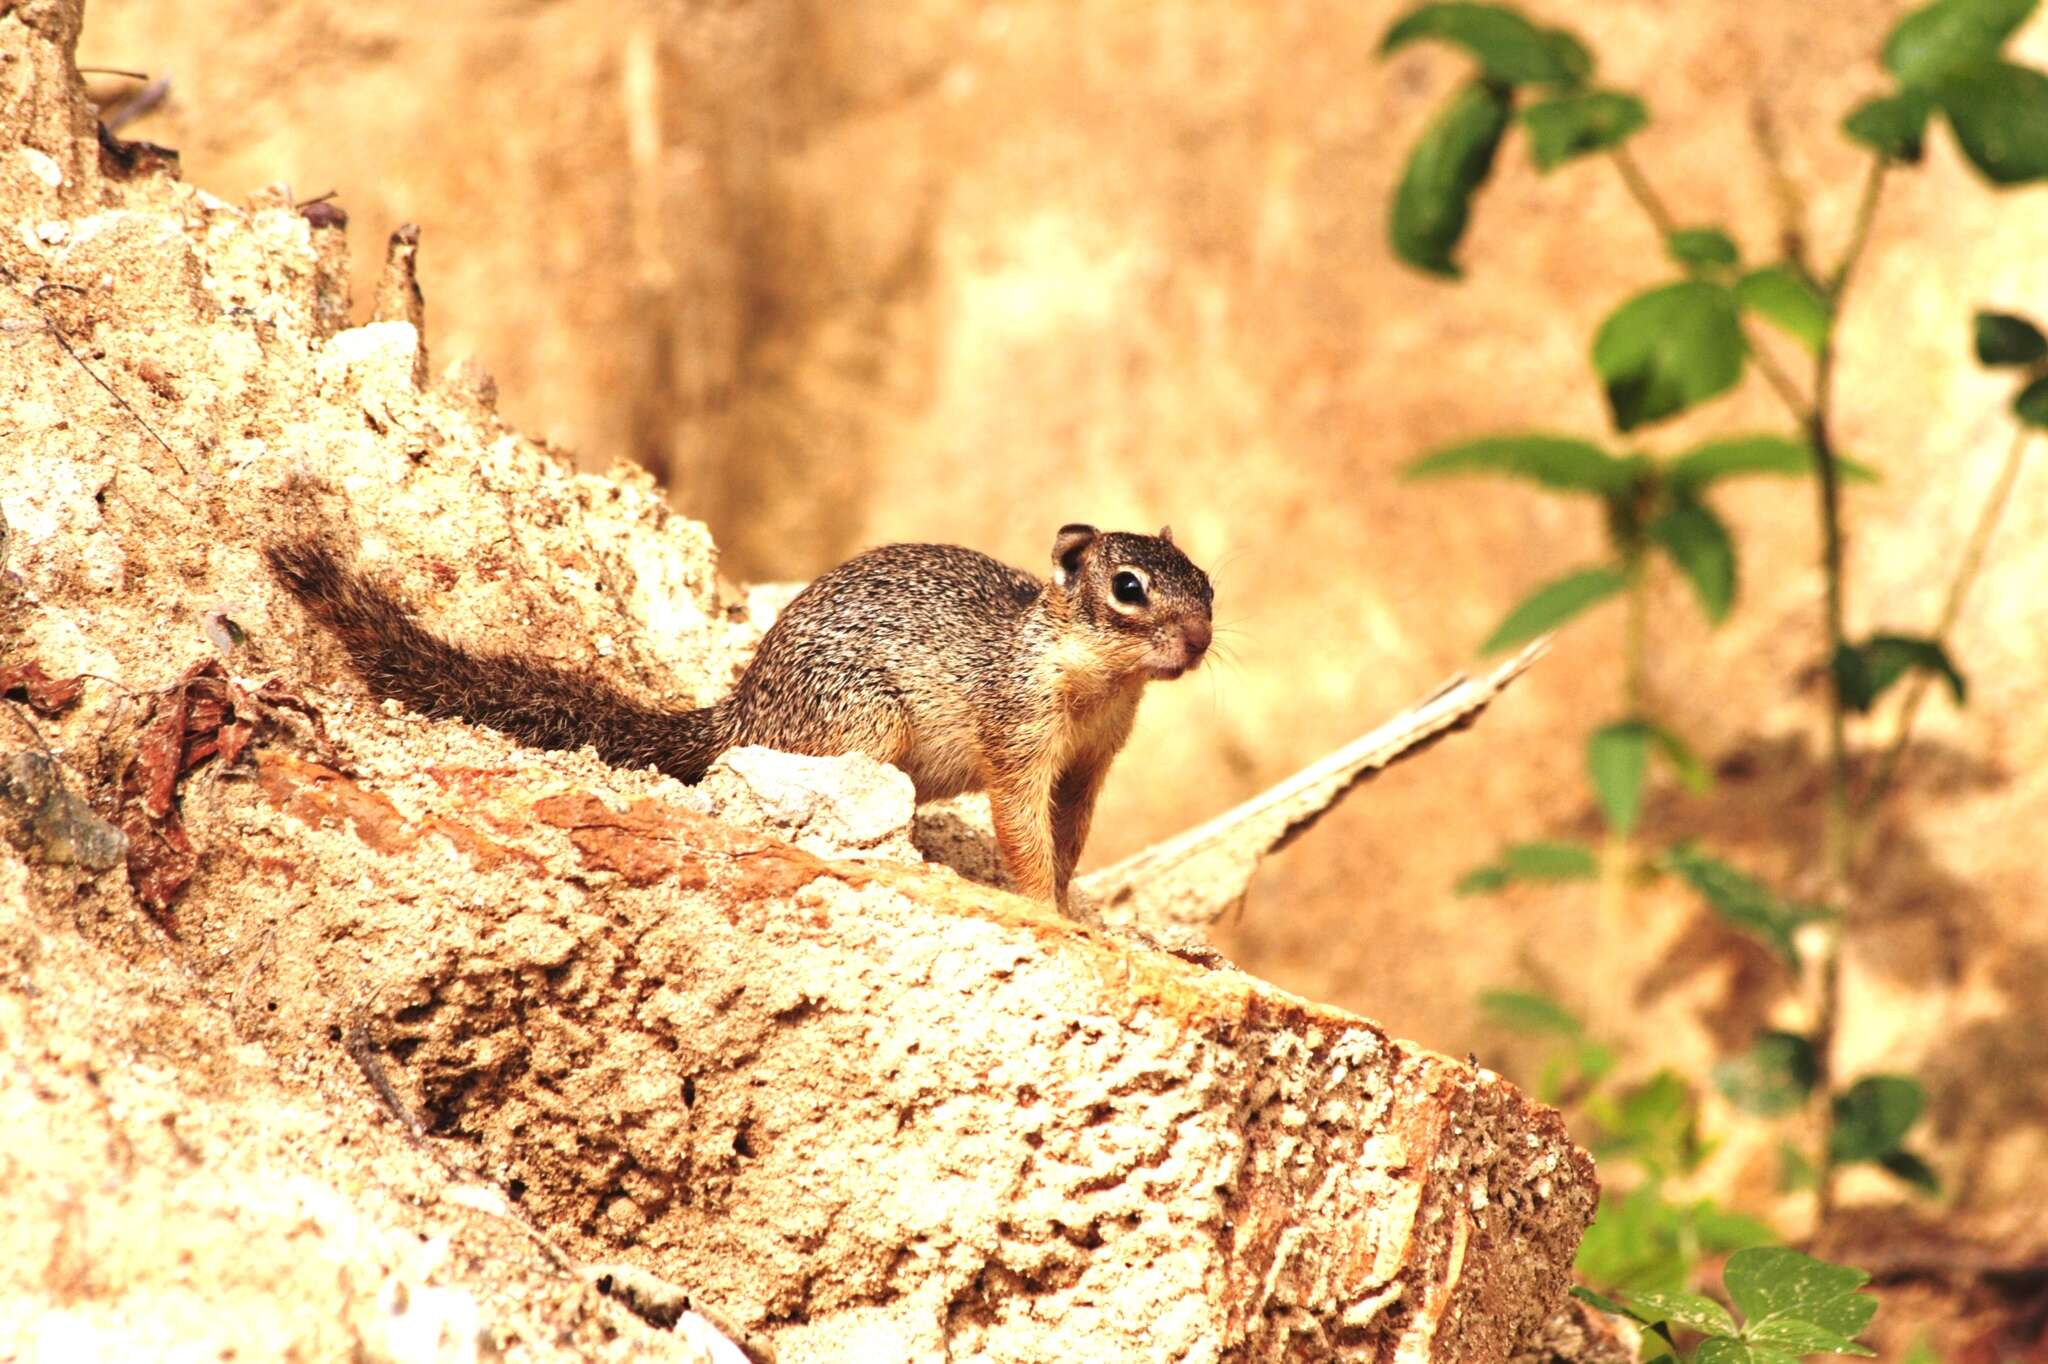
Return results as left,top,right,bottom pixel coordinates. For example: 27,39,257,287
0,4,1603,1360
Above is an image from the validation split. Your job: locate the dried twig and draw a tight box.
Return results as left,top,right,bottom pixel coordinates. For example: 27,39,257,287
343,1025,424,1139
100,76,170,133
0,264,189,479
1079,638,1549,928
1862,426,2033,811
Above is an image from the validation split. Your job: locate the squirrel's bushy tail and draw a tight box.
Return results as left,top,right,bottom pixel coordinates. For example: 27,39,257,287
264,540,730,781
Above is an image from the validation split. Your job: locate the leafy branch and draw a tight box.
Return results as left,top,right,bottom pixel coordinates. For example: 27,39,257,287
1575,1246,1879,1363
1380,0,2045,1271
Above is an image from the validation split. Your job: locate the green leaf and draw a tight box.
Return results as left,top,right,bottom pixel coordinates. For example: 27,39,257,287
1583,718,1711,835
1650,495,1737,623
1625,1289,1739,1339
1660,844,1830,969
1666,434,1879,489
1570,1286,1641,1322
1778,1140,1818,1192
1480,564,1630,652
1830,1074,1926,1162
1533,1038,1617,1106
1644,721,1711,793
1737,266,1833,354
1832,634,1967,712
1576,1190,1770,1301
1936,60,2048,185
1714,1031,1819,1117
2015,373,2048,427
1576,1185,1694,1294
1539,27,1595,86
1391,78,1516,277
1594,1071,1705,1179
1844,88,1937,162
1461,841,1603,894
1668,227,1741,272
1381,3,1587,84
1696,1342,1804,1364
1404,434,1639,493
1479,988,1582,1035
1520,90,1648,170
1507,841,1600,879
1691,1202,1779,1255
1747,1319,1875,1356
1593,281,1747,431
1720,1032,1818,1114
1879,1148,1944,1196
1724,1246,1879,1347
1973,309,2048,364
1884,0,2037,87
1588,720,1652,835
1455,865,1510,894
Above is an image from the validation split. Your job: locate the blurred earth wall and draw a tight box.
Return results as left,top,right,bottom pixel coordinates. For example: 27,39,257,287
80,0,2048,1242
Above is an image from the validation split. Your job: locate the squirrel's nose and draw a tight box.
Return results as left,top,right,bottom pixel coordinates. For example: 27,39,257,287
1183,618,1212,657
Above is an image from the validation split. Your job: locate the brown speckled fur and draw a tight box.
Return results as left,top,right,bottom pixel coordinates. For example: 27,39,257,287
266,525,1212,907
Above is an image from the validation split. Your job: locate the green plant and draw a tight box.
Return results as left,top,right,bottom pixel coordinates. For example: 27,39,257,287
1575,1246,1879,1362
1383,0,2043,1226
1480,992,1774,1295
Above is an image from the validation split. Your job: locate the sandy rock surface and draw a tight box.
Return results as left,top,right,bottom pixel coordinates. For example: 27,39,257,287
2,4,1601,1360
0,840,730,1364
68,0,2048,1257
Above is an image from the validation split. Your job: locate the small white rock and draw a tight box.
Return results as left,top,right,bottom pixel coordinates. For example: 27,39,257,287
19,147,62,188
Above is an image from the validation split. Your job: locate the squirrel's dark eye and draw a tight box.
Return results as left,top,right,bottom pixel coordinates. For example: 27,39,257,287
1111,571,1147,606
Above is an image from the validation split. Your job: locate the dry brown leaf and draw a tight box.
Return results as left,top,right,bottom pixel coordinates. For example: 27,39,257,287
116,659,320,928
0,660,87,716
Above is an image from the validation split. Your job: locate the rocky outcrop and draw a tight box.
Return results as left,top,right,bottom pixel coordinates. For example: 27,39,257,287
0,4,1599,1359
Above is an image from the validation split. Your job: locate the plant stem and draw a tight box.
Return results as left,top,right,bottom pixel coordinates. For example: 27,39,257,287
1745,336,1815,424
1625,559,1649,716
1807,427,1852,1223
1601,143,1888,1222
1860,426,2033,814
1751,98,1816,283
1610,145,1679,239
1807,157,1890,1224
1602,559,1652,921
1830,159,1889,300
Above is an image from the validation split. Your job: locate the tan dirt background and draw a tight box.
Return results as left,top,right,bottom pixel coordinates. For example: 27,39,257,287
79,0,2048,1251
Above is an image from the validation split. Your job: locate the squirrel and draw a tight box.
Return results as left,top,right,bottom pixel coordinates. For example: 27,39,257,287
265,524,1213,907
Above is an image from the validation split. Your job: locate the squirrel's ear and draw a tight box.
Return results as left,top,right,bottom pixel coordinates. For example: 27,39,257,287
1052,524,1096,587
1157,524,1174,544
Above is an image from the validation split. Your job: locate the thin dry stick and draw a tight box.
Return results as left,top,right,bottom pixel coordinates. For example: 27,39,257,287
100,77,171,134
1861,426,2033,812
1,267,189,478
